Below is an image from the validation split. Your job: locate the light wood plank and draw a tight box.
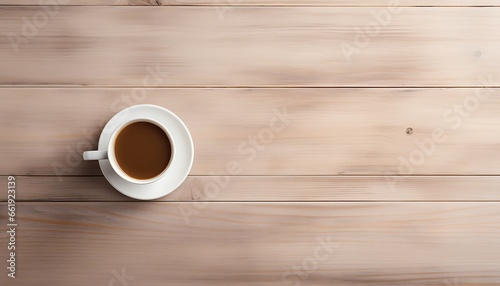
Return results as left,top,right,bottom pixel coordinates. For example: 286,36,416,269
2,88,500,176
0,0,165,4
0,202,499,285
169,0,500,6
2,0,500,6
3,175,500,202
0,7,499,86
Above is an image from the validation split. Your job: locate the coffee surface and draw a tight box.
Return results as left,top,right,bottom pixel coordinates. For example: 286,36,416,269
115,121,171,180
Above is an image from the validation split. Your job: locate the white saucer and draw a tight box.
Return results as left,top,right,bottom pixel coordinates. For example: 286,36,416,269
97,104,194,200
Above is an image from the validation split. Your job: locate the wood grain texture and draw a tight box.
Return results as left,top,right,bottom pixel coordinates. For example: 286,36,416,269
0,202,499,285
0,0,164,4
169,0,500,6
2,88,500,176
1,7,499,87
2,0,500,6
3,175,500,202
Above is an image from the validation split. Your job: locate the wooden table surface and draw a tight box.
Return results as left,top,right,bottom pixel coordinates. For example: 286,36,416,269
1,1,500,285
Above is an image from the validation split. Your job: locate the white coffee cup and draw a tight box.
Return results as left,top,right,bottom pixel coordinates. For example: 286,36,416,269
83,118,175,185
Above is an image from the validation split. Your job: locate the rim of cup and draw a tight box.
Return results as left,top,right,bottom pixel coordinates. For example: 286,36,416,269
107,118,175,185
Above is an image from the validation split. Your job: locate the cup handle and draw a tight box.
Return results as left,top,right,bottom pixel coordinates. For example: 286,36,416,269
83,150,108,161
